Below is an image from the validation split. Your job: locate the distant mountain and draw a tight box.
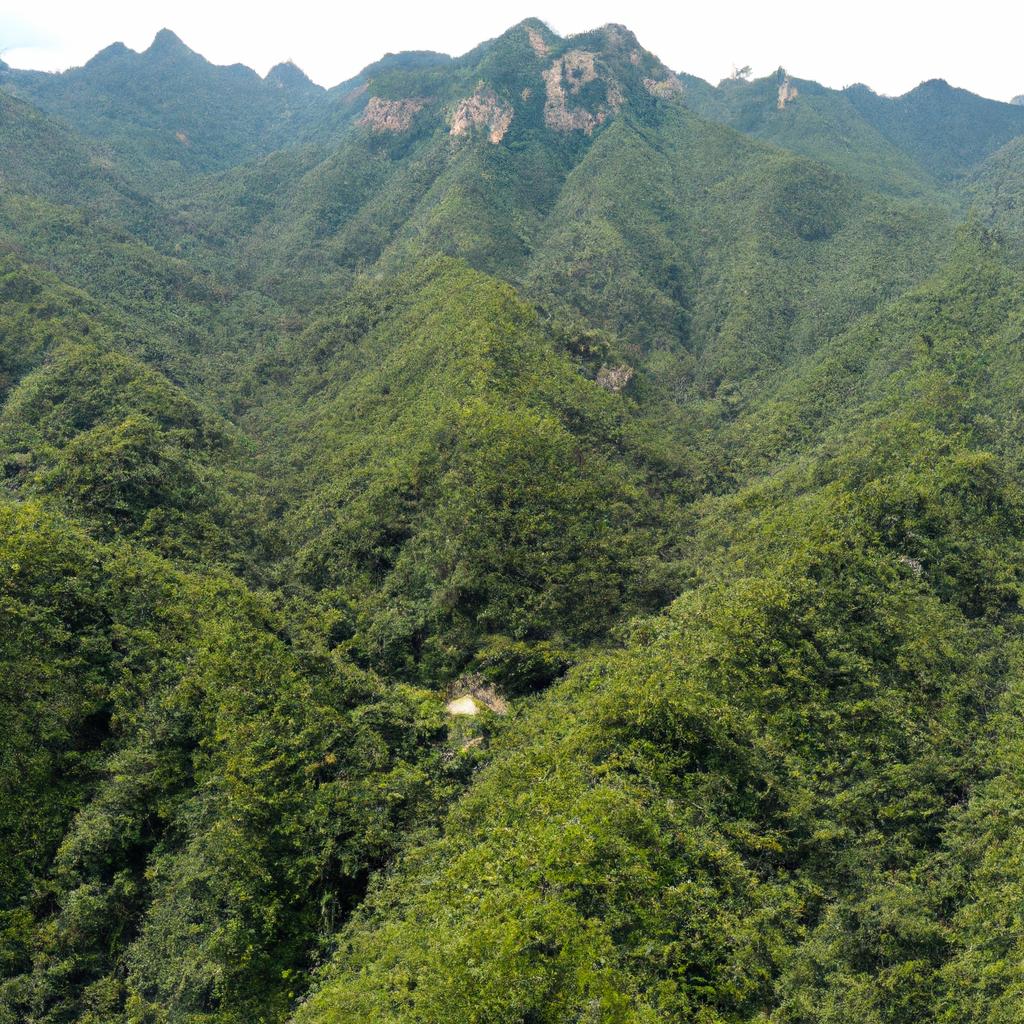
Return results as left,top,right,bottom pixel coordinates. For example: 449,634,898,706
1,28,329,185
682,69,1024,189
845,77,1024,179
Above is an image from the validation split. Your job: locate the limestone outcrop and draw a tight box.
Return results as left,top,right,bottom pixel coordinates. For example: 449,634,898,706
542,50,623,134
358,96,426,132
450,85,514,144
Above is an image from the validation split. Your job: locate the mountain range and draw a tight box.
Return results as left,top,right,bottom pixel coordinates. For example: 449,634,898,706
2,18,1024,1024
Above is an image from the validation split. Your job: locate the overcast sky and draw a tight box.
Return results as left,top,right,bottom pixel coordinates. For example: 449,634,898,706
1,0,1022,101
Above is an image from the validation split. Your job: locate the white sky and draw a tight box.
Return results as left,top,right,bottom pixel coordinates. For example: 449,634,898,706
1,0,1022,101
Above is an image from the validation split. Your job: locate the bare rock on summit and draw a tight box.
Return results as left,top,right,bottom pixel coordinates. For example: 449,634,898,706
542,50,623,134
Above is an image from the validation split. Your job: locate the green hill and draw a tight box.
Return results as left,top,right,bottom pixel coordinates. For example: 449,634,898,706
2,30,330,187
684,70,1024,193
845,78,1024,181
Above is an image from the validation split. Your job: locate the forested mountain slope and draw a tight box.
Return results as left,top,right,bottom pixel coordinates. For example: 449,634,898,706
1,30,330,187
2,18,1024,1024
683,68,1024,192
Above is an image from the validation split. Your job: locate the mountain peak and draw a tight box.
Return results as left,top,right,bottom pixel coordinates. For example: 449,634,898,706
266,60,320,92
915,77,954,93
596,23,641,49
514,15,550,29
478,18,558,61
84,41,131,68
145,28,193,57
509,16,558,40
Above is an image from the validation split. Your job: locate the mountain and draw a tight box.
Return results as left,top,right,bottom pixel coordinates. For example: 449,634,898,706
1,29,330,186
679,69,941,195
845,77,1024,180
0,88,155,219
966,134,1024,261
683,69,1024,191
3,18,1024,1024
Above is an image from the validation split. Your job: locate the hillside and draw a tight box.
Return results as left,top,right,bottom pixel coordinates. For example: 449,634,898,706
683,68,1024,192
1,30,330,187
2,18,1024,1024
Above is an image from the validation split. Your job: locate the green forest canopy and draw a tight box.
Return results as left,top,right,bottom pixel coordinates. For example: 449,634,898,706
2,18,1024,1024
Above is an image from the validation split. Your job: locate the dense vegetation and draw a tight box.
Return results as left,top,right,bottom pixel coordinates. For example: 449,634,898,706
3,18,1024,1023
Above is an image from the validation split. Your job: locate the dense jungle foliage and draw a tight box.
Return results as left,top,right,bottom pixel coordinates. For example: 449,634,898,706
3,17,1024,1024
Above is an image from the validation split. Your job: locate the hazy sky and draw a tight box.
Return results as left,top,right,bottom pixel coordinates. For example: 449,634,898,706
1,0,1022,101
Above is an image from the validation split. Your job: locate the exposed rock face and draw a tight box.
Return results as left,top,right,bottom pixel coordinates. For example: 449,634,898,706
358,96,425,132
445,674,509,715
898,554,924,577
596,364,634,392
598,24,639,52
446,695,481,716
644,75,684,99
526,26,549,57
778,76,799,109
450,85,514,144
542,50,623,134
